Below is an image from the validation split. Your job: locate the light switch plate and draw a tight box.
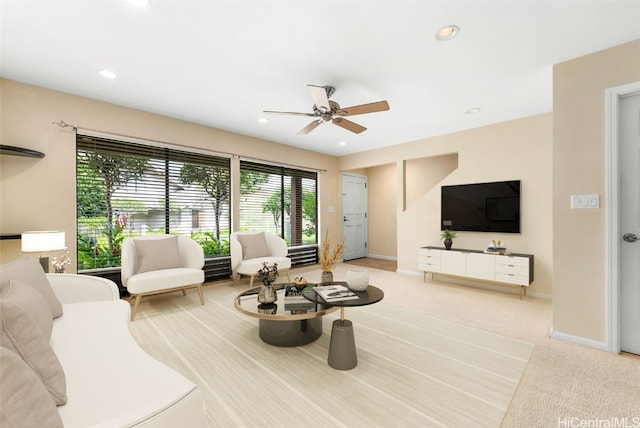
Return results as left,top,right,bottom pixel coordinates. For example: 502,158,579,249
571,194,599,209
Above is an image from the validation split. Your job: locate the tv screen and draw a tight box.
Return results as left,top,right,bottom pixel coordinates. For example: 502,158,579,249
441,180,521,233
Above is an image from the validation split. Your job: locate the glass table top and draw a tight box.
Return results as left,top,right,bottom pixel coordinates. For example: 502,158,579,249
234,283,339,321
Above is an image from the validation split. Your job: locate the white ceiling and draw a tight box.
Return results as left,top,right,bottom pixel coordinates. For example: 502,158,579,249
1,1,639,156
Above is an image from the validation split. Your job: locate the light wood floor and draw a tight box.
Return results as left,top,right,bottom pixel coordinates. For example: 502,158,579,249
128,263,640,427
343,257,397,272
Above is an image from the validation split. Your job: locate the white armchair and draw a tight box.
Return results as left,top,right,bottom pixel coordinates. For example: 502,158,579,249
121,234,205,320
231,231,291,288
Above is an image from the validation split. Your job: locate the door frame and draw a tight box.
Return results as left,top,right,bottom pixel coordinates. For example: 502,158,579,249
605,81,640,353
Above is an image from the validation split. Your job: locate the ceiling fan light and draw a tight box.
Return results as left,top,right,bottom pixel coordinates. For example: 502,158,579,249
436,25,459,41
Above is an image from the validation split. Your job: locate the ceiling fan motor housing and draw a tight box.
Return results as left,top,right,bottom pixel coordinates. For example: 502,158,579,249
264,84,389,135
314,100,341,121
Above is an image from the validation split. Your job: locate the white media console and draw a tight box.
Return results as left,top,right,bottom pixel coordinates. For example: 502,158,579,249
418,246,534,298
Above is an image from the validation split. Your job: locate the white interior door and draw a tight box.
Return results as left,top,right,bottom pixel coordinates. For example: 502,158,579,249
342,173,368,260
620,91,640,355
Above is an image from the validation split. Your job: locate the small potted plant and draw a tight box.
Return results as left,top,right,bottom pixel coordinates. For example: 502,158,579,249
441,229,457,250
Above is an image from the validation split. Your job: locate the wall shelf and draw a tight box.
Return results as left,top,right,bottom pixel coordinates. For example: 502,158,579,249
0,234,22,240
0,144,45,158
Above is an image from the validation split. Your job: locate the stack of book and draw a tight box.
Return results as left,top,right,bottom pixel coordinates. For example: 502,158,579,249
485,240,507,255
485,247,507,255
284,285,314,311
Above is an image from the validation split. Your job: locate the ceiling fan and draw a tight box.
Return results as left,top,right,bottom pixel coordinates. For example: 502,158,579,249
264,85,390,135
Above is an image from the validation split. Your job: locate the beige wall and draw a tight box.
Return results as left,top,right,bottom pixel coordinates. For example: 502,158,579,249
340,114,553,297
0,79,340,271
552,39,640,344
3,39,636,347
365,163,397,258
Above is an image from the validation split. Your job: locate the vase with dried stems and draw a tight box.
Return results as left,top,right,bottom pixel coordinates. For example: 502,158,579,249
319,231,344,283
256,262,279,304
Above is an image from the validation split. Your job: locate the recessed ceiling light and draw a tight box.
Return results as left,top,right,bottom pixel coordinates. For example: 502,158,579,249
127,0,150,8
97,69,118,79
339,141,347,146
436,25,459,41
466,107,480,114
258,117,269,123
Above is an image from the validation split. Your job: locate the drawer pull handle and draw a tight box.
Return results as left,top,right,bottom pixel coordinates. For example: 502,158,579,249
508,264,515,267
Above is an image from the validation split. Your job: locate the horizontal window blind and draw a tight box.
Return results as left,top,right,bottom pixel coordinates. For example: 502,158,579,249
77,135,230,271
239,160,317,247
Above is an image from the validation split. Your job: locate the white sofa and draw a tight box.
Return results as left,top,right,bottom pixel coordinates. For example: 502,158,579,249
0,256,204,428
48,274,205,428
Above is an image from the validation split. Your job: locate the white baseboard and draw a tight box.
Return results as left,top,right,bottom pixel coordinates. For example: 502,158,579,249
549,328,609,352
366,254,398,261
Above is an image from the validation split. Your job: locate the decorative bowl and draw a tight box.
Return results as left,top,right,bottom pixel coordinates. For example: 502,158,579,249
346,268,369,291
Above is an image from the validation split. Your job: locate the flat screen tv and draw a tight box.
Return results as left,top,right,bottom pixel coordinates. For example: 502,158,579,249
441,180,521,233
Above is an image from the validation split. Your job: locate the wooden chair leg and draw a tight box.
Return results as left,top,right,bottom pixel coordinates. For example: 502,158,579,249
197,284,204,305
131,294,142,321
230,272,240,286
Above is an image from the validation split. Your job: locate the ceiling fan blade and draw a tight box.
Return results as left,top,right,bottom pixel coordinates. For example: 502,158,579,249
297,119,323,135
336,100,390,116
307,85,331,111
332,117,367,134
263,110,316,117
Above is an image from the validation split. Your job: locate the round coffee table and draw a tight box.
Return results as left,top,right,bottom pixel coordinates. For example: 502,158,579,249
303,283,384,370
234,284,338,347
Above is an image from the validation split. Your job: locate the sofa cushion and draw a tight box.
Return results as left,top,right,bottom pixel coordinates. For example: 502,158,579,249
1,279,53,340
0,346,63,427
235,256,292,275
0,282,67,405
134,235,182,273
0,256,63,318
126,268,204,294
238,232,271,260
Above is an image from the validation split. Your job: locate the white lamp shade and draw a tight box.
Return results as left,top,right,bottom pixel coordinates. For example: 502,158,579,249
21,231,66,252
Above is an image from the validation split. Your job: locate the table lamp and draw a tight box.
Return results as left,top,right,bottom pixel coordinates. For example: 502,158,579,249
21,230,66,273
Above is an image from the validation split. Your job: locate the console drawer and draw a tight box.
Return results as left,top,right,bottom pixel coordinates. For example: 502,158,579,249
418,248,442,272
495,271,529,286
495,255,531,285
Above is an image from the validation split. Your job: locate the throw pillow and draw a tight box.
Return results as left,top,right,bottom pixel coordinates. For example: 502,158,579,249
0,280,53,340
237,232,271,260
0,346,63,428
0,286,67,405
0,256,63,318
134,235,182,273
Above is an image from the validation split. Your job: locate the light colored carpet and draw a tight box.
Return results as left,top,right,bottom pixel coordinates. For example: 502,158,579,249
129,265,533,427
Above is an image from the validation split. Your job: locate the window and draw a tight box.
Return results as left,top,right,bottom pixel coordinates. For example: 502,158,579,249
239,161,317,247
76,134,231,271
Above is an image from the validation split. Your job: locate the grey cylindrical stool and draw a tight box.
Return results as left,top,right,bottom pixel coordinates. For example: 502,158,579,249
328,319,357,370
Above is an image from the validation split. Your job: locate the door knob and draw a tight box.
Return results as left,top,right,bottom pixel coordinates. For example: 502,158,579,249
343,216,349,222
623,233,639,243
